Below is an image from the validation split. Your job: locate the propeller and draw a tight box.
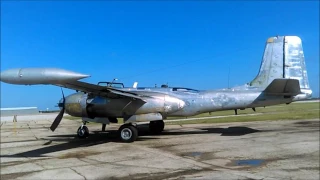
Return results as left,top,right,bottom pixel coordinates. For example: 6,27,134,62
50,88,65,132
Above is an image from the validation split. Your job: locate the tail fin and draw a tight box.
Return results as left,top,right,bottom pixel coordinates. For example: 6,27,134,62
250,36,311,92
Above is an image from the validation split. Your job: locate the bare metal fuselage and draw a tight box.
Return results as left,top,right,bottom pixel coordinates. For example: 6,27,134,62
64,85,311,121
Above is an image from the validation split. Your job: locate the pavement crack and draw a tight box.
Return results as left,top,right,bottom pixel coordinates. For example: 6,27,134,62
32,161,46,169
70,167,87,180
26,123,39,140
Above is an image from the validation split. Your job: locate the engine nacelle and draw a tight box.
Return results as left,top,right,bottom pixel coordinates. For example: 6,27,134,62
64,92,89,117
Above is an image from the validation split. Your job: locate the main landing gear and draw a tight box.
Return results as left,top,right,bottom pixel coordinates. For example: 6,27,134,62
117,120,165,143
149,120,165,134
118,124,138,143
77,122,89,139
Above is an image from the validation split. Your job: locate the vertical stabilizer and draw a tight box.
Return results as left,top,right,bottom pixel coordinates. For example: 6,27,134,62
250,36,310,91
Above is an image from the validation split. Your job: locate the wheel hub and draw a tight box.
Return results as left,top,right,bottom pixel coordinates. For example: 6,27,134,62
121,128,132,140
78,129,84,136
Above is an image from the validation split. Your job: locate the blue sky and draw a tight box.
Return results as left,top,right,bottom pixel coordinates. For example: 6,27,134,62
1,1,319,110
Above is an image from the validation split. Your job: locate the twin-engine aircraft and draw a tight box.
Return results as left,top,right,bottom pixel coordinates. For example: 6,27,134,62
0,36,313,142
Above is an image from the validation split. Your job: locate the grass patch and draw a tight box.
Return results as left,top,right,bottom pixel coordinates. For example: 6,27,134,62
168,102,319,119
167,102,319,125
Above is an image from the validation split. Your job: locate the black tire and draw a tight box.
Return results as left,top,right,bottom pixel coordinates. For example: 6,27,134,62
149,120,165,134
77,126,89,139
118,124,138,143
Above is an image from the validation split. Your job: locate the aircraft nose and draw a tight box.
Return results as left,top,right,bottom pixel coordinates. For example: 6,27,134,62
164,95,186,113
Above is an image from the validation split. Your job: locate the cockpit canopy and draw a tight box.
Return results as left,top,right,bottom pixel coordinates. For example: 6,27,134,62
172,87,200,93
98,82,124,88
98,81,200,93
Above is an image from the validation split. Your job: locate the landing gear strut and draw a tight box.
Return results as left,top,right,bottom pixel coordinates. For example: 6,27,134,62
149,120,165,134
77,122,89,139
118,124,138,143
102,124,106,132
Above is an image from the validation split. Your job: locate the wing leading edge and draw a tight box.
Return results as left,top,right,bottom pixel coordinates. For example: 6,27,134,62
0,67,146,101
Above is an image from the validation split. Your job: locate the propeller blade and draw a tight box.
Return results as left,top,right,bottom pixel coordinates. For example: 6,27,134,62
61,88,65,99
50,107,65,131
50,88,66,132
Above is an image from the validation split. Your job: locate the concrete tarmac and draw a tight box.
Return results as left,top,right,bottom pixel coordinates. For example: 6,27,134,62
1,118,319,180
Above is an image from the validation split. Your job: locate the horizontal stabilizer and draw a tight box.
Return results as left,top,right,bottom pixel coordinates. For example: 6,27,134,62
264,79,301,96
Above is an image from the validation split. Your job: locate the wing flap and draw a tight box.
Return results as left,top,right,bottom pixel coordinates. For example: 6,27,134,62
264,78,301,96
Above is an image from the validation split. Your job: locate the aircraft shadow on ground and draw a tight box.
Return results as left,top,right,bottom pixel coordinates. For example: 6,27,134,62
0,131,157,158
1,125,261,158
162,126,260,136
137,124,261,136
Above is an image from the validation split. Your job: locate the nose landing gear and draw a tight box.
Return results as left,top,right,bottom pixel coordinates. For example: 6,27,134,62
77,122,89,138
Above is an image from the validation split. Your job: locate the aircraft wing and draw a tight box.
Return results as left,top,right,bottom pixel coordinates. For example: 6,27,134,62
263,78,301,96
56,80,145,100
0,68,147,100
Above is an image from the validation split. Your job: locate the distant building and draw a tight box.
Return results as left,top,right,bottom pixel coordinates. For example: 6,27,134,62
0,107,39,117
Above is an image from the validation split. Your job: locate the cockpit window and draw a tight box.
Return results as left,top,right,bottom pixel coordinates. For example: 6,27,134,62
172,87,199,93
98,82,124,88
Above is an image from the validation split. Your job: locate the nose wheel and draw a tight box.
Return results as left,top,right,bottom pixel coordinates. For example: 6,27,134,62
77,125,89,138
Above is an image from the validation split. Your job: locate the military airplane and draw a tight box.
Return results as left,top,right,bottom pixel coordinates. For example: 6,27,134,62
0,36,313,142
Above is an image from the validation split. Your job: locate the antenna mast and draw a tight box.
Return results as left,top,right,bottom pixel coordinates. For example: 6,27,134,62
227,66,230,89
